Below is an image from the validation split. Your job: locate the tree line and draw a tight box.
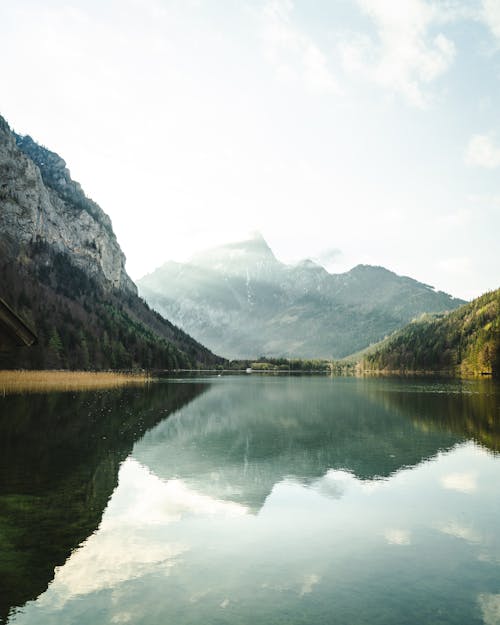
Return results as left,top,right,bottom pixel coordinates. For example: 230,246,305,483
362,289,500,377
0,240,223,371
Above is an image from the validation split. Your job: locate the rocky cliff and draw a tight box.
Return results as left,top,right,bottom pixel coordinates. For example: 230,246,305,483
0,116,135,293
0,114,222,369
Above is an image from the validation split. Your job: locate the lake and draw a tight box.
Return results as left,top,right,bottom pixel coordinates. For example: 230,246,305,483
1,376,499,625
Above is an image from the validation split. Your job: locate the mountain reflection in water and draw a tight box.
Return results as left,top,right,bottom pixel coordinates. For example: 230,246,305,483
0,381,208,623
133,377,470,511
1,377,499,625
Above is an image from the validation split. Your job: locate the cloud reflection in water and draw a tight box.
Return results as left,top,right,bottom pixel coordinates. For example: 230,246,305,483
35,458,248,609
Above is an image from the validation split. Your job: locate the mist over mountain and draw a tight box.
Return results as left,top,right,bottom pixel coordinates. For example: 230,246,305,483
138,233,465,359
0,114,222,369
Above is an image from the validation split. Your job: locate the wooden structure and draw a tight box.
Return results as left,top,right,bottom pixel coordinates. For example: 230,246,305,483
0,297,37,351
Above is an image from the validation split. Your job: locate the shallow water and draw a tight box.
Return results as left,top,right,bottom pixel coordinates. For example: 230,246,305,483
1,376,499,625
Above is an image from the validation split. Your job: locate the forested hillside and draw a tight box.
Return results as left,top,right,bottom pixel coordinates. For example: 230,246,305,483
362,289,500,377
0,241,221,370
0,114,222,370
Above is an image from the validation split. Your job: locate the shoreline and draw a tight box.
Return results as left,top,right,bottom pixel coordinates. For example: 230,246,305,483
0,370,153,395
0,367,497,396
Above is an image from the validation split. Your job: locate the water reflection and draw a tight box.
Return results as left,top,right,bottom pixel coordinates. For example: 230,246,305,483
31,457,248,608
372,379,500,451
133,377,467,510
14,441,500,625
0,382,208,623
2,377,500,625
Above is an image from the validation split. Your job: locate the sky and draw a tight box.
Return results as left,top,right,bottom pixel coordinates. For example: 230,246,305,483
1,0,500,300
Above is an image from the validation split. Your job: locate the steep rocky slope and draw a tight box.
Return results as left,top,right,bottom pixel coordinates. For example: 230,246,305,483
1,118,134,293
0,114,222,369
138,233,465,359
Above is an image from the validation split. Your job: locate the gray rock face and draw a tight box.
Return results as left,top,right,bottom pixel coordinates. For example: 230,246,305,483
138,233,466,359
0,116,136,294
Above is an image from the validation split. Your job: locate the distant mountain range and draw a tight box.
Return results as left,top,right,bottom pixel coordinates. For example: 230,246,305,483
0,114,222,370
138,232,465,359
361,288,500,376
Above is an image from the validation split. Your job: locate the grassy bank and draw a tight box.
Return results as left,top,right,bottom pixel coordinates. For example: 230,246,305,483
0,370,152,395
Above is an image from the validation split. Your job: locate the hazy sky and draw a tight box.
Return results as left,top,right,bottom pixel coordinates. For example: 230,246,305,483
1,0,500,300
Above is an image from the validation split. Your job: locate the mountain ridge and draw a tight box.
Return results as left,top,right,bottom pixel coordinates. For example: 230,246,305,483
138,235,465,359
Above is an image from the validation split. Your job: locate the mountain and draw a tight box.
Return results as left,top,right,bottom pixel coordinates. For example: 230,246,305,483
137,232,465,359
0,114,222,370
361,288,500,377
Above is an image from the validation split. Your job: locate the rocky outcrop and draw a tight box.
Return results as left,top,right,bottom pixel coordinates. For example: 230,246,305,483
0,115,136,294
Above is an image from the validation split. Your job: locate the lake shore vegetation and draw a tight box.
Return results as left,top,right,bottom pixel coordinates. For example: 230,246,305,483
0,369,152,395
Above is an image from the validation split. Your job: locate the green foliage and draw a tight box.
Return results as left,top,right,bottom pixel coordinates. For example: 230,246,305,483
227,356,355,374
48,328,63,353
0,242,224,371
362,289,500,377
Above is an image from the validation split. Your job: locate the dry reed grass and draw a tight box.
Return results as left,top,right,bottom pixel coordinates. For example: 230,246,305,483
0,370,152,395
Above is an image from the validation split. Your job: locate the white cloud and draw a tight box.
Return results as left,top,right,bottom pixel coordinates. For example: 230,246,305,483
299,573,321,596
465,134,500,168
340,0,456,107
384,528,411,545
440,471,477,493
46,529,185,604
437,256,473,274
482,0,500,39
437,1,481,22
108,459,249,526
313,469,355,499
435,208,472,227
437,520,481,543
111,614,133,624
479,593,500,625
36,459,248,608
468,193,500,208
315,246,343,266
260,0,340,95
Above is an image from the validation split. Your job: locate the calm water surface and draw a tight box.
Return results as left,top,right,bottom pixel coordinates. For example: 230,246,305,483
1,376,499,625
